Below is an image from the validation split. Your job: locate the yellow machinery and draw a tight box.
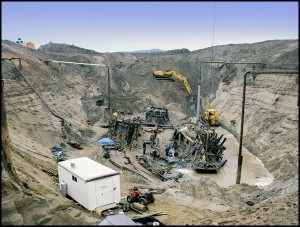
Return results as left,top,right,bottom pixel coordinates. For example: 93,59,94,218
153,70,192,94
202,109,220,126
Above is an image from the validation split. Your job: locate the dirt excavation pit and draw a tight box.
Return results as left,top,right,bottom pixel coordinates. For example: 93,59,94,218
1,40,298,225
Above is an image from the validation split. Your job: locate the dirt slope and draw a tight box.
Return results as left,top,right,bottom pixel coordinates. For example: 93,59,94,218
1,39,298,225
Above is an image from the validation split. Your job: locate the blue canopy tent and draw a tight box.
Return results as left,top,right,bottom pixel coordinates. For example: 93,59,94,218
96,138,115,159
96,137,115,145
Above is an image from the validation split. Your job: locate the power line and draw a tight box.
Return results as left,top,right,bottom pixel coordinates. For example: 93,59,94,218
209,2,216,108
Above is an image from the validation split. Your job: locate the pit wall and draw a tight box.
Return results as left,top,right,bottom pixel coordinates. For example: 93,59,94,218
211,67,298,182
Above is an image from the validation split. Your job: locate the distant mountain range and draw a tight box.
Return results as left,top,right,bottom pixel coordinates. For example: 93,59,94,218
124,49,166,53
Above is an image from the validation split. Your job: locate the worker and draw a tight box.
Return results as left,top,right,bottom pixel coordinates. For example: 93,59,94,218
143,141,147,155
156,138,160,148
165,145,170,157
153,125,158,140
150,135,154,147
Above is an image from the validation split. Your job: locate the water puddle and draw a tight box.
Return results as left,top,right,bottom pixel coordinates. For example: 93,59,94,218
177,127,273,188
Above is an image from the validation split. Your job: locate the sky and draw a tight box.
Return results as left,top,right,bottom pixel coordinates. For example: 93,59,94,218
2,1,299,53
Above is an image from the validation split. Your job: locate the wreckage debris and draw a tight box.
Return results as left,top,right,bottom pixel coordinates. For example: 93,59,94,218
192,125,227,171
144,106,173,128
107,118,143,150
137,155,183,181
67,141,83,150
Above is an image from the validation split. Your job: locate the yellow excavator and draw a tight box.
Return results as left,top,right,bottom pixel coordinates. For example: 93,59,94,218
153,70,192,94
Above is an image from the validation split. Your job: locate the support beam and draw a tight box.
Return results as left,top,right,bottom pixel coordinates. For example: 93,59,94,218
236,70,298,184
196,63,201,123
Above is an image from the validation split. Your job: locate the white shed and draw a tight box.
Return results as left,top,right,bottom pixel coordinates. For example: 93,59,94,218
57,157,120,211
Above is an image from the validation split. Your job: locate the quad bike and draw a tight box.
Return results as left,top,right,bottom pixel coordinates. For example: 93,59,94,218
127,187,155,205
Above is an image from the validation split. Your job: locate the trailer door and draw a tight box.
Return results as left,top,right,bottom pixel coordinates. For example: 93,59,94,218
95,178,114,206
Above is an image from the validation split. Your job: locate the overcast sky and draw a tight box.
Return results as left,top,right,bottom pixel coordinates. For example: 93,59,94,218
2,1,298,52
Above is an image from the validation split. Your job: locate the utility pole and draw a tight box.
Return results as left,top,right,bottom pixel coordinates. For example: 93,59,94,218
107,66,111,111
196,62,201,124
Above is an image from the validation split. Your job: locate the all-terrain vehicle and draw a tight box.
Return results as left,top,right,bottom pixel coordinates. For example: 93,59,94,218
127,187,155,205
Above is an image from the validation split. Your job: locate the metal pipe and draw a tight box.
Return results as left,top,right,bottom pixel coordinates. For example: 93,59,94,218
44,60,106,67
196,62,201,123
236,71,250,184
200,61,266,65
8,60,64,122
2,57,22,70
199,61,265,112
1,74,17,176
251,70,298,74
44,59,112,112
236,70,298,184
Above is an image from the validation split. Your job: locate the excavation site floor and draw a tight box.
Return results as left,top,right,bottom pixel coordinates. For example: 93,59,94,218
66,125,273,189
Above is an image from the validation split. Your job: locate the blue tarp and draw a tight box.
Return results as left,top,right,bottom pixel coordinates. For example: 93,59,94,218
51,146,65,153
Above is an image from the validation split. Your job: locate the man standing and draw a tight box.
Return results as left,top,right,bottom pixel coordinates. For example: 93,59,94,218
150,135,154,148
143,141,147,155
153,125,158,140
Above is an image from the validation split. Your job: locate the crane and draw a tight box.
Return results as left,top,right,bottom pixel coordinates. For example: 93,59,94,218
153,70,192,94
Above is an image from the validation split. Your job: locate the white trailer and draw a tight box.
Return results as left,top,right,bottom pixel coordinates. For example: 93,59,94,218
57,157,120,211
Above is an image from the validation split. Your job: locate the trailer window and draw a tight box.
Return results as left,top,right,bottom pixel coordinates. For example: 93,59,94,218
72,175,77,182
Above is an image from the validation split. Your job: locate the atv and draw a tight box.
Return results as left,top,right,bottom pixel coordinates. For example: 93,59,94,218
127,187,155,205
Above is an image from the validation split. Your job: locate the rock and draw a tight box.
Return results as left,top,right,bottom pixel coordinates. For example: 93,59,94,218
246,201,255,206
73,210,81,217
2,212,24,225
35,215,52,225
2,199,17,214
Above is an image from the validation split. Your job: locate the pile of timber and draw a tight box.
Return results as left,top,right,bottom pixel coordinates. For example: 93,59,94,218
138,156,183,181
192,126,227,171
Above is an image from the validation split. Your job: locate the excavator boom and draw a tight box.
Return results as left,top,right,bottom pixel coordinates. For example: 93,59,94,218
153,70,192,94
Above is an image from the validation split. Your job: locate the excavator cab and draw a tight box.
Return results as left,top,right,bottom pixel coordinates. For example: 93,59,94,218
203,109,220,126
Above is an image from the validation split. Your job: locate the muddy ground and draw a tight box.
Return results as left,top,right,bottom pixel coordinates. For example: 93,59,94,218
1,39,299,225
